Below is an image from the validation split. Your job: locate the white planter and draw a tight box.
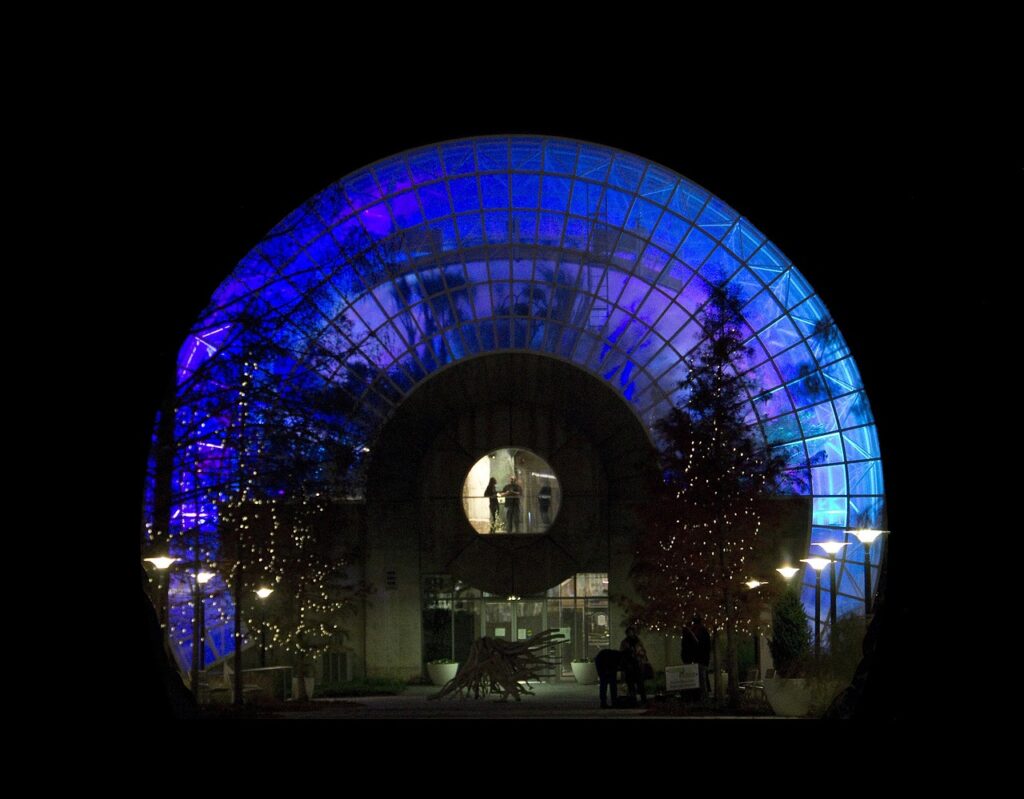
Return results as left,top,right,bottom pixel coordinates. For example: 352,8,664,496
764,678,843,717
291,676,315,701
427,662,459,686
571,661,598,685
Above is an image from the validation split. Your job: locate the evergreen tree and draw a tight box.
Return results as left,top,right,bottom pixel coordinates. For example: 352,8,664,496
626,286,799,706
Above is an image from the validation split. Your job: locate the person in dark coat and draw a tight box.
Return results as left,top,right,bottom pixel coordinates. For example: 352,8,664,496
620,626,648,705
680,625,699,664
484,477,499,531
594,648,622,709
691,615,712,696
500,476,522,533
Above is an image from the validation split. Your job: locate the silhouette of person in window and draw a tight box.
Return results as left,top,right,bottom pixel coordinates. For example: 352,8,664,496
538,481,552,527
501,475,522,533
484,477,499,532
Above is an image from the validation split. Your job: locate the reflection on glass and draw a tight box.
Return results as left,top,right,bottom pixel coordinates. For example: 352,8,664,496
462,448,561,534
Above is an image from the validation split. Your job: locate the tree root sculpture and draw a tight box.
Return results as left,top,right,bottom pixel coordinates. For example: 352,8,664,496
429,629,565,701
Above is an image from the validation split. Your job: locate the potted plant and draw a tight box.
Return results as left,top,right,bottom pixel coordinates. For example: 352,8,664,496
570,657,598,685
427,658,459,686
764,589,814,716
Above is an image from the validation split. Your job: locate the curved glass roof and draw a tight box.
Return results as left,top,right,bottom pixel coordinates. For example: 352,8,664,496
151,136,885,667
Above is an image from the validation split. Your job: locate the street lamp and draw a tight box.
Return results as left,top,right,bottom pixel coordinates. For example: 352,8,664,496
846,528,888,615
775,566,799,581
191,569,215,700
255,587,274,668
813,541,850,633
800,557,830,663
143,556,178,630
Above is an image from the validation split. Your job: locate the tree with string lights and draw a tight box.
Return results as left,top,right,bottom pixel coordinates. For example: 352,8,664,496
624,286,799,707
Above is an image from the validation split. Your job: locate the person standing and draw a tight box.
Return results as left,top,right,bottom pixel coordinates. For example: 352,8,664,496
691,615,711,698
620,626,648,706
594,648,621,709
501,475,522,533
484,477,499,532
538,481,552,527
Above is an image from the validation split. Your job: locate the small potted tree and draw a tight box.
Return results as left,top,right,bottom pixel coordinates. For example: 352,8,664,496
764,589,813,716
571,657,598,685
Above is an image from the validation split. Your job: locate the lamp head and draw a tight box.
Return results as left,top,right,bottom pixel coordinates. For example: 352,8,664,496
144,556,177,570
813,541,850,556
776,566,799,580
800,557,830,571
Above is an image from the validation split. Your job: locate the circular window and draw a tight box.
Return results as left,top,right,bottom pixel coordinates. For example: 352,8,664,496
462,448,560,534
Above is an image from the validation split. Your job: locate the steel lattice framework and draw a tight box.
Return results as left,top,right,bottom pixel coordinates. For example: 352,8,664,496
149,136,885,668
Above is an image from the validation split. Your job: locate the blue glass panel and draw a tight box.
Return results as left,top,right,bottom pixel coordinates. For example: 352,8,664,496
700,246,742,286
449,176,479,213
806,321,850,366
604,189,631,227
764,412,801,444
442,143,475,176
564,216,590,249
848,496,885,529
678,275,711,313
670,322,703,358
822,357,863,396
541,175,571,211
428,218,458,251
773,440,808,470
769,268,812,309
554,260,581,288
678,227,716,268
513,211,538,243
725,218,766,261
543,322,563,352
656,258,691,294
418,183,451,220
697,197,737,239
834,391,873,426
407,149,444,183
569,180,602,217
613,233,642,269
617,274,650,313
724,267,762,305
511,138,543,169
626,198,661,240
343,171,381,211
843,425,880,461
804,432,844,465
636,246,670,282
812,464,847,496
810,527,846,548
456,213,484,246
789,295,827,336
388,190,422,228
575,147,612,181
484,211,510,244
374,158,411,196
480,174,509,210
651,212,690,254
639,165,677,204
787,374,830,409
747,361,783,392
489,259,511,282
798,399,839,436
544,141,578,175
538,212,565,244
753,385,793,420
759,316,801,356
608,153,645,191
475,138,509,171
743,290,784,333
748,239,791,272
281,204,329,249
773,342,815,377
636,285,670,324
667,180,708,221
511,173,540,208
812,497,848,526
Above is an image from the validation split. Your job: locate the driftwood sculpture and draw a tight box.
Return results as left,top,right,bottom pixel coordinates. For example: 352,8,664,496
430,629,565,701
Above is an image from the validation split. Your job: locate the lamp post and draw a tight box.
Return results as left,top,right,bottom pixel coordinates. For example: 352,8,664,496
744,580,767,673
144,556,178,630
846,528,888,615
255,587,274,668
800,557,830,664
813,541,850,633
191,569,214,700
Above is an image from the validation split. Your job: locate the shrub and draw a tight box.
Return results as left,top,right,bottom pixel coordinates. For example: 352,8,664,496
769,590,811,677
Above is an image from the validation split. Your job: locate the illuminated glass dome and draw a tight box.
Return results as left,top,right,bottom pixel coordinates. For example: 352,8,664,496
151,136,884,668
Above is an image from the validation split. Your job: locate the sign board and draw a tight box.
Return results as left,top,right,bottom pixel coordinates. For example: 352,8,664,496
665,664,700,691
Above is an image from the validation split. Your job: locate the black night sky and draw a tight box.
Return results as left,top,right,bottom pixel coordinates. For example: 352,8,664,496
121,94,1011,724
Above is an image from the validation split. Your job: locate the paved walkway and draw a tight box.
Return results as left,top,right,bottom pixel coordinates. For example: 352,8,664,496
270,683,782,720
